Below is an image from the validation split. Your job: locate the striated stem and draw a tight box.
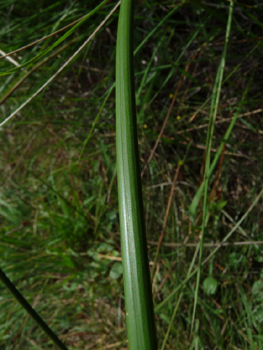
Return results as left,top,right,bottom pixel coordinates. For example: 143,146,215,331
115,0,158,349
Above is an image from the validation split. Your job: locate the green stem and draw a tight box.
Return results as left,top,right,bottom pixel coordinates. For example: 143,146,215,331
116,0,157,349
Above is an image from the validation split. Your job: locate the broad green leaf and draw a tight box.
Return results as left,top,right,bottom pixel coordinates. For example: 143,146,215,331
203,277,218,295
110,262,123,279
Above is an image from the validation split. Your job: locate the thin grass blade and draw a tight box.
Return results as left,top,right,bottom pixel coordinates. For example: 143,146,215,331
191,0,234,330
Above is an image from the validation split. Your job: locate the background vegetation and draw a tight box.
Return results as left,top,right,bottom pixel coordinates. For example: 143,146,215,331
1,0,263,349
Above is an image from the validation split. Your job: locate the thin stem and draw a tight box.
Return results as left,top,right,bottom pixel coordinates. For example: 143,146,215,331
0,268,69,350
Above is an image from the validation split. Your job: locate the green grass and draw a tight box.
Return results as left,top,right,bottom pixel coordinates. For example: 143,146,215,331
1,0,263,349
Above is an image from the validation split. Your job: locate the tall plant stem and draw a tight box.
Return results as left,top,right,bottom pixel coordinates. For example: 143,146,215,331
116,0,157,349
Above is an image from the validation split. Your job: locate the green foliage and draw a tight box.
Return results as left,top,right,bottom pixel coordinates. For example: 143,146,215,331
110,262,123,280
203,277,218,295
252,280,263,324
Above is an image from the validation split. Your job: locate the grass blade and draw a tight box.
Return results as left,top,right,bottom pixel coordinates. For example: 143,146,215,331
155,185,263,314
0,1,120,129
0,0,111,76
191,0,234,330
189,63,258,220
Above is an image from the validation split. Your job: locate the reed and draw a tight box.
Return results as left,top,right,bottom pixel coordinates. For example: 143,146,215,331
116,0,157,348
